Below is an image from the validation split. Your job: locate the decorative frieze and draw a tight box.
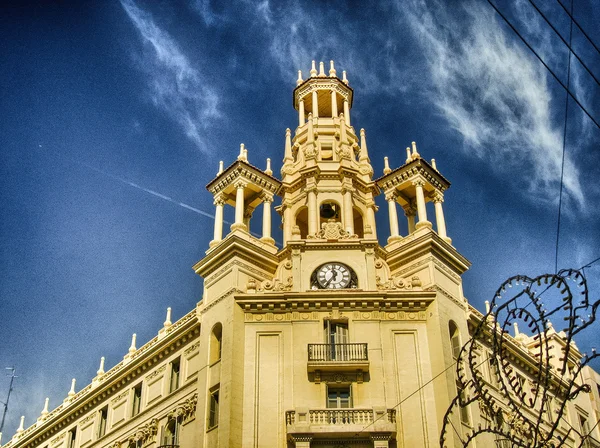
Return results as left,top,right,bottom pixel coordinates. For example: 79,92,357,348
167,393,198,422
110,390,129,405
146,365,166,380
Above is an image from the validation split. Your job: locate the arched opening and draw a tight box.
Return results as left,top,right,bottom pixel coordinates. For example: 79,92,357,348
162,416,181,446
319,201,341,228
295,207,308,239
210,323,222,365
352,207,364,238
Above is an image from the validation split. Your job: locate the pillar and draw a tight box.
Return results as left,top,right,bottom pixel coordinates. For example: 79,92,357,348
211,196,224,246
433,192,451,243
413,180,431,229
261,194,275,244
312,90,319,118
298,99,305,127
307,187,318,236
386,192,401,243
343,100,350,126
231,181,246,231
283,204,293,244
343,186,354,235
366,202,377,239
403,205,416,234
243,208,252,230
331,90,338,117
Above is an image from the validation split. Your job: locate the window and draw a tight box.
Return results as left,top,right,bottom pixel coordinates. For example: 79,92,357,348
457,381,470,425
327,385,352,408
162,417,180,446
324,320,349,360
488,357,499,388
128,441,143,448
208,387,220,429
210,323,222,364
169,357,181,393
580,414,590,434
68,428,77,448
97,406,108,438
448,321,461,361
132,383,142,417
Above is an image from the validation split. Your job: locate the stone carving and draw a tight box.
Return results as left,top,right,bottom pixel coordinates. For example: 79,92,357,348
259,276,293,292
316,220,357,240
167,394,198,422
376,275,421,291
128,418,158,445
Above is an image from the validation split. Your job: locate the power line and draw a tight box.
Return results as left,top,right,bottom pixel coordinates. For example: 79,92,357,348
0,368,17,435
527,0,600,89
555,0,574,274
555,0,600,58
486,0,600,131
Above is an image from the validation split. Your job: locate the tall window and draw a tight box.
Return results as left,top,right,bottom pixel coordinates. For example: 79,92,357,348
210,323,223,364
327,385,352,408
324,320,349,361
169,357,181,393
68,428,77,448
131,383,142,417
162,417,180,446
208,387,220,430
97,406,108,438
448,321,461,361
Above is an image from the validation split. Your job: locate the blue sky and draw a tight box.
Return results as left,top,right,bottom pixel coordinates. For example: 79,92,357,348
1,0,599,439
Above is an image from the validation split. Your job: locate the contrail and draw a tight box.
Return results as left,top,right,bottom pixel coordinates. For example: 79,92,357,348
37,146,276,243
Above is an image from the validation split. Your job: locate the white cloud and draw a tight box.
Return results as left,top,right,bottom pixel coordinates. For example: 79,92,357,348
397,0,585,207
121,0,220,153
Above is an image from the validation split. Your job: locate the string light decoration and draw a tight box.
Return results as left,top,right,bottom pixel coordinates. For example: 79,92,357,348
440,269,600,447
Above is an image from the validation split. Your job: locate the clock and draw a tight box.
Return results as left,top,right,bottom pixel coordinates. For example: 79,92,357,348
316,263,352,289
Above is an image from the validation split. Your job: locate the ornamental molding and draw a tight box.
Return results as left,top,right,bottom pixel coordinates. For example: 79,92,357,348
376,274,422,291
203,253,274,282
352,310,427,321
110,389,129,405
201,288,244,314
184,341,200,356
431,257,462,282
295,81,351,103
167,393,198,422
81,413,96,424
313,220,357,240
127,418,158,444
51,433,66,446
431,284,466,310
146,365,166,381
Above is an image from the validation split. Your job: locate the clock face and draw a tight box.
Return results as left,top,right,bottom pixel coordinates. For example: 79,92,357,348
316,263,352,289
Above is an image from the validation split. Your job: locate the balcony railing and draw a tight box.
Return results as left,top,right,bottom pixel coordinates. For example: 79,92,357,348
308,343,368,362
286,408,396,426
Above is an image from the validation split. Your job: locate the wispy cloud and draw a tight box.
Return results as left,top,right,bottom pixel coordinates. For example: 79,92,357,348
121,0,220,153
397,0,584,207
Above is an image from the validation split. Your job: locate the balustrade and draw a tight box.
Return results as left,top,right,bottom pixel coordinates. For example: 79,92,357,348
307,343,368,362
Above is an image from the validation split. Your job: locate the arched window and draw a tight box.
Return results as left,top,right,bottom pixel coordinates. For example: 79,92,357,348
161,417,181,446
295,206,308,239
448,321,461,361
319,201,341,228
352,207,364,238
210,323,222,364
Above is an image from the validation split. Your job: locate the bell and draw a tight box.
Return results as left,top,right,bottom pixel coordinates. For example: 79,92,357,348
320,203,337,219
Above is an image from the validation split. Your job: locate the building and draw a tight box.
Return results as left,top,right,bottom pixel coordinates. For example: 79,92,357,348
2,61,599,448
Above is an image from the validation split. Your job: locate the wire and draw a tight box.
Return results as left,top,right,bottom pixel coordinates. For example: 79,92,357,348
527,0,600,89
555,0,574,274
486,0,600,131
555,0,600,58
580,255,600,270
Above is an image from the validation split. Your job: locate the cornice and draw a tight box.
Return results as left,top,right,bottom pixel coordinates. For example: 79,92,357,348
205,160,282,195
292,76,354,109
375,157,450,192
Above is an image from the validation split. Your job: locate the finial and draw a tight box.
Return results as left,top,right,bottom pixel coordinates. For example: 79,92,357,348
318,61,325,77
265,158,273,176
485,300,490,313
383,157,391,175
164,307,172,328
238,143,245,160
129,333,137,355
17,416,24,434
41,398,49,417
310,60,317,77
283,128,293,164
96,356,105,376
329,60,336,77
218,160,224,175
0,432,3,445
405,147,412,164
431,158,437,170
68,378,76,397
359,129,369,162
411,141,420,159
342,70,348,84
243,148,248,162
296,70,303,86
514,322,520,336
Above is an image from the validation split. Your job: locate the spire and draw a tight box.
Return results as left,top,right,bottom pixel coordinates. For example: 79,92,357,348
383,157,392,175
265,158,273,176
238,143,247,161
359,128,370,162
163,307,172,329
318,61,326,77
96,356,105,376
128,333,137,355
283,128,293,164
41,397,49,417
296,70,303,86
218,160,224,175
342,70,348,84
405,147,412,164
16,416,24,434
411,141,420,159
329,60,336,77
310,60,317,77
68,378,76,398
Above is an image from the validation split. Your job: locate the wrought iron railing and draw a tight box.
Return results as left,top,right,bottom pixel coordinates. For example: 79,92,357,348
307,343,368,362
286,408,395,426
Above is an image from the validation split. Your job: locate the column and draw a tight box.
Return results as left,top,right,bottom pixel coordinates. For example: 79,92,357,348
366,202,377,239
312,90,319,118
403,205,416,234
386,191,401,243
343,186,354,235
413,179,431,229
433,192,451,243
231,181,246,231
261,194,275,244
283,204,293,244
307,187,318,236
243,208,252,230
331,90,338,117
210,196,224,246
343,100,350,126
298,99,305,127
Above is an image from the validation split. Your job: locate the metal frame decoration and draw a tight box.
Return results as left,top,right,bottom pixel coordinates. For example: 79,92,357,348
440,268,600,447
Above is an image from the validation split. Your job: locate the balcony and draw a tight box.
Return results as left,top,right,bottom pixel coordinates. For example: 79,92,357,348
286,407,396,438
307,343,369,373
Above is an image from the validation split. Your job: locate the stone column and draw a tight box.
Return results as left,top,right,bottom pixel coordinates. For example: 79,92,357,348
283,203,293,244
307,187,318,236
243,208,253,230
413,179,431,229
261,194,275,244
331,90,338,117
403,205,416,234
312,90,319,118
386,191,401,243
298,99,305,127
343,100,350,126
433,191,451,243
210,196,225,246
231,181,247,231
342,186,354,235
366,201,377,239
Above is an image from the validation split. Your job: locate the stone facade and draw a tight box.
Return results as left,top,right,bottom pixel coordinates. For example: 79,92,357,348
3,61,599,448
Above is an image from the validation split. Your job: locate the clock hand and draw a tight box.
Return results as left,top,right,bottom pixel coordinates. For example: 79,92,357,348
324,268,338,287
